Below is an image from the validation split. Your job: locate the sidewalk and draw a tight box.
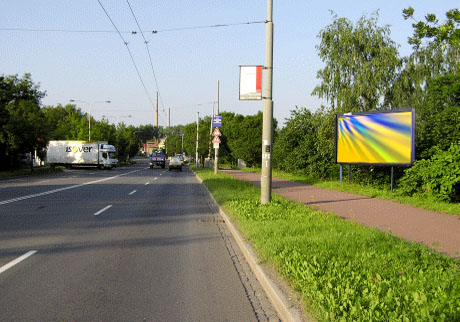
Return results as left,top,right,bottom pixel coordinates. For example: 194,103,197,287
224,170,460,258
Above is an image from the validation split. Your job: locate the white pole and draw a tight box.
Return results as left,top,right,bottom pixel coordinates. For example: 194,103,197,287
196,112,199,168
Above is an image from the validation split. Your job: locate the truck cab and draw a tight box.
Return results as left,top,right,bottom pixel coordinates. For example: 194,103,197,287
99,143,118,169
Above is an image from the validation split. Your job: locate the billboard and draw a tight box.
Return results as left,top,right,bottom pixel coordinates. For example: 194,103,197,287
335,109,415,166
239,65,262,100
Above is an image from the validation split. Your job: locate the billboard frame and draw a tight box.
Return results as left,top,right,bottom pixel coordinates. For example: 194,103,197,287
335,108,415,167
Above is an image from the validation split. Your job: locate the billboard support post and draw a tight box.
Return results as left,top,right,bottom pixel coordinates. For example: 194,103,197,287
339,165,343,184
348,165,351,184
391,167,394,192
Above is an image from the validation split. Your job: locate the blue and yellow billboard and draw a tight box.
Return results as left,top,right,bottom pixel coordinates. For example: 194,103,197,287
335,109,415,165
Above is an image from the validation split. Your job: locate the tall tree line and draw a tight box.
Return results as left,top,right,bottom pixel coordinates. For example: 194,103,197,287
0,74,164,169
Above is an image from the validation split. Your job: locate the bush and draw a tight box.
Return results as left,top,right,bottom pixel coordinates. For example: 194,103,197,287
399,142,460,202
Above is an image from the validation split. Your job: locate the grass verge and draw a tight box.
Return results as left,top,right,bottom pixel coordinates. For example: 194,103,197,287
239,167,460,216
0,166,63,179
195,168,460,322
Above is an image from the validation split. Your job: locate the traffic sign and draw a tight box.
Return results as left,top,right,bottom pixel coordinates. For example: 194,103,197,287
212,136,221,144
213,142,219,149
212,115,222,128
212,127,222,137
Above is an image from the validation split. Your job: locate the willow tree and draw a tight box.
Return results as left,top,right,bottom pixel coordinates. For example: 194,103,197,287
313,12,401,113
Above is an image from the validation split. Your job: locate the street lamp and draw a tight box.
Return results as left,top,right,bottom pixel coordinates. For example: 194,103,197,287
69,99,111,141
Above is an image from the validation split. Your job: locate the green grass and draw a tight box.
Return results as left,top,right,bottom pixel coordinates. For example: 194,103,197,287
194,168,460,322
0,166,63,179
238,167,460,216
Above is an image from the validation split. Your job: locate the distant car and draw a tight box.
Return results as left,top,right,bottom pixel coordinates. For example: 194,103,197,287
175,154,185,165
149,152,166,169
169,157,182,171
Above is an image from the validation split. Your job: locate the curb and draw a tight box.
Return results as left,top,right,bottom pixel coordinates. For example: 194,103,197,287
194,171,302,322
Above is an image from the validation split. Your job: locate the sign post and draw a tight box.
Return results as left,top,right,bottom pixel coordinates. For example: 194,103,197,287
214,81,220,175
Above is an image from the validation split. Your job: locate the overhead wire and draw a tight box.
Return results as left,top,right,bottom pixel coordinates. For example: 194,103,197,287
126,0,167,120
0,21,266,35
97,0,156,111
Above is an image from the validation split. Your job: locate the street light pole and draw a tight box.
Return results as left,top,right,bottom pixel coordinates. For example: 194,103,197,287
70,99,111,141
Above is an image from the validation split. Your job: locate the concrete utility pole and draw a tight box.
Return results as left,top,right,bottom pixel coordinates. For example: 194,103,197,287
195,112,199,168
261,0,274,204
214,80,219,175
154,91,159,127
168,108,170,127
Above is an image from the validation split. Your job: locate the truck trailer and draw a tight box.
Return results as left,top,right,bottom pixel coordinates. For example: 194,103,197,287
46,140,118,169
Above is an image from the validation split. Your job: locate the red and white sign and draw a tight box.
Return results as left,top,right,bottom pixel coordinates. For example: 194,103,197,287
212,136,221,144
239,65,263,100
212,127,221,137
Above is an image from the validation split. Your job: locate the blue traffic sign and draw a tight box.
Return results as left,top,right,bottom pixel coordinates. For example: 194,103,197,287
212,115,222,128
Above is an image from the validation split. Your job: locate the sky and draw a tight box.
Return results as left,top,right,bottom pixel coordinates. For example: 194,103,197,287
1,1,458,128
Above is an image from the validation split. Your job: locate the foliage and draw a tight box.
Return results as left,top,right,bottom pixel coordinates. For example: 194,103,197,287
273,107,335,178
403,7,460,49
134,124,164,144
313,11,401,113
399,142,460,202
224,111,264,167
416,73,460,159
0,74,47,170
195,168,460,322
114,123,138,161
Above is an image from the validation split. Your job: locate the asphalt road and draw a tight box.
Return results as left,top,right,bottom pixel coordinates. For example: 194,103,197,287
0,160,279,322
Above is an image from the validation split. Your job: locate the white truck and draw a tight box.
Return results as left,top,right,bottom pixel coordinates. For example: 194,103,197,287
46,140,118,169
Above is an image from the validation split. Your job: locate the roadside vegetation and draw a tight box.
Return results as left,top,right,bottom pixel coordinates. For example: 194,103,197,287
0,166,62,180
195,168,460,322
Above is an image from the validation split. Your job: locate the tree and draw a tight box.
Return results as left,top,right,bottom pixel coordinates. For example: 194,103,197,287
114,123,138,162
0,74,47,170
313,12,401,113
135,124,164,144
416,73,460,159
403,7,460,50
224,112,264,167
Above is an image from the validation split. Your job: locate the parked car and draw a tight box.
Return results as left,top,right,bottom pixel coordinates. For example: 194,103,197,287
169,157,182,171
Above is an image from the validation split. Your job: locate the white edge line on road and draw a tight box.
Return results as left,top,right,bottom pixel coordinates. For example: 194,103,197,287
129,190,137,195
0,169,140,206
94,205,112,216
0,250,37,274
